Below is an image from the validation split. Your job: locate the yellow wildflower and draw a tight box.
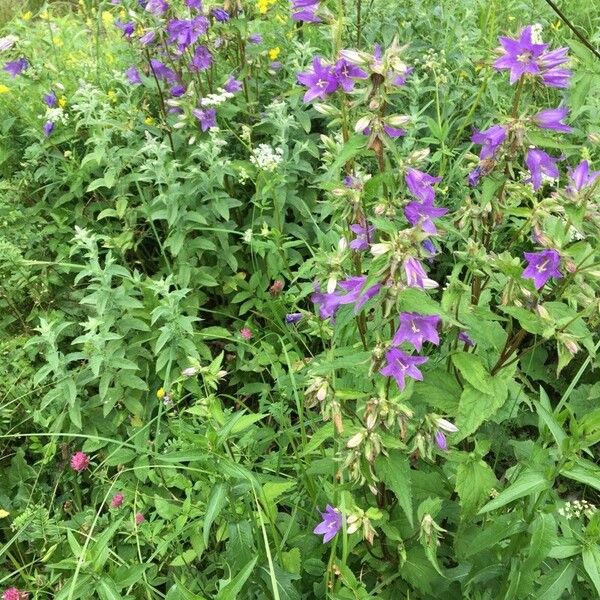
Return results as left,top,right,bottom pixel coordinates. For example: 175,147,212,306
105,52,115,65
58,96,67,109
107,89,117,103
145,116,155,126
0,85,9,94
119,9,127,20
156,387,165,399
52,37,64,48
39,10,49,20
101,11,114,26
22,11,32,21
257,0,276,14
269,47,281,60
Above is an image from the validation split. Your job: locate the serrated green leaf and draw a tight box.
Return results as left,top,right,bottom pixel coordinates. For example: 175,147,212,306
478,470,548,514
376,450,413,527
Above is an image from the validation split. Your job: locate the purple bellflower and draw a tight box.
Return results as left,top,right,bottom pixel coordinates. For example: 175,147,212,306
285,313,303,324
567,160,600,196
186,0,202,8
297,57,338,102
434,418,458,451
291,0,321,23
115,20,135,37
4,57,28,77
349,223,374,251
533,106,572,133
313,505,342,543
223,76,242,93
312,276,380,320
43,90,57,107
334,58,368,92
149,59,178,84
522,249,562,289
193,107,217,131
471,124,507,160
190,45,212,71
380,348,428,391
404,200,447,234
493,26,548,84
125,65,142,84
212,8,229,22
43,121,54,136
139,30,157,45
392,313,440,351
405,168,442,203
146,0,169,15
458,330,475,347
248,34,263,44
403,257,431,288
170,84,185,97
167,16,209,52
525,148,560,190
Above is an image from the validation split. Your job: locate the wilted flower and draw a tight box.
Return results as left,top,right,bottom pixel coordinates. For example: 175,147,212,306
313,505,342,543
392,313,440,351
522,249,562,289
380,348,428,391
70,451,90,472
534,106,572,133
0,35,18,52
525,148,560,190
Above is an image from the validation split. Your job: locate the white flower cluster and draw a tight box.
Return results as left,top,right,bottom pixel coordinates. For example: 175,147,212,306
558,499,597,520
43,107,68,124
531,23,544,45
250,143,284,172
200,87,234,107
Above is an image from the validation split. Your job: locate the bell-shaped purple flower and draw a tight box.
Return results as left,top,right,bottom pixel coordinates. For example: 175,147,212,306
43,121,54,137
115,20,135,37
146,0,169,15
312,276,380,320
380,348,428,391
292,0,321,23
534,106,572,133
285,312,303,324
125,65,142,84
297,57,339,102
212,8,230,22
525,148,560,190
493,26,548,84
223,76,242,93
43,90,57,107
405,168,441,203
334,58,368,92
4,57,28,77
566,160,600,196
170,84,186,97
392,313,440,351
149,59,178,84
313,505,342,543
522,249,562,289
193,107,217,131
190,45,212,71
349,223,374,251
167,16,209,52
404,200,447,234
471,124,507,160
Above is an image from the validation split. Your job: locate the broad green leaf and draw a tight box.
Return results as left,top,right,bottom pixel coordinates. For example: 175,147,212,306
204,483,228,547
534,388,566,447
455,378,508,441
583,547,600,597
452,353,494,395
500,306,546,335
461,513,526,558
215,556,258,600
455,456,497,516
376,451,413,527
561,458,600,493
535,563,575,600
95,577,122,600
478,470,548,514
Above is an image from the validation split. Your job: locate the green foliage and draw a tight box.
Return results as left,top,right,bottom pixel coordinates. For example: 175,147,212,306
0,0,599,598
